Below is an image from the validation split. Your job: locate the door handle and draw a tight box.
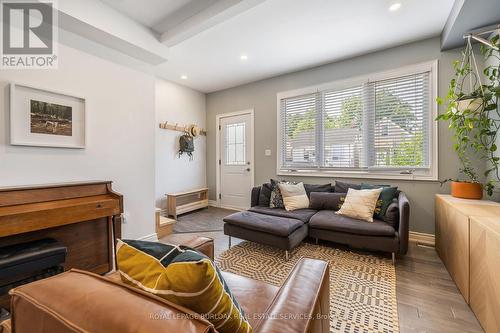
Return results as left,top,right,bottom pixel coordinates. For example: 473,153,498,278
246,168,251,172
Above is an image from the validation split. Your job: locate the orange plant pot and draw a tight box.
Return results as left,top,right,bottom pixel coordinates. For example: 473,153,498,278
450,181,483,200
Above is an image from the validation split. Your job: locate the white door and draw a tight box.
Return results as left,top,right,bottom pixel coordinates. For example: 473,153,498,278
219,112,253,210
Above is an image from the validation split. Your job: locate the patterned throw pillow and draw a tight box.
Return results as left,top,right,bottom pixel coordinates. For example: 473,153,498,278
116,240,252,333
269,179,295,208
360,183,398,220
336,188,383,222
278,182,309,211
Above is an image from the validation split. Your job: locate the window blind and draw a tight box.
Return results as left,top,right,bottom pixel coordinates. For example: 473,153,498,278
367,72,430,169
279,68,432,173
280,93,319,168
323,86,364,168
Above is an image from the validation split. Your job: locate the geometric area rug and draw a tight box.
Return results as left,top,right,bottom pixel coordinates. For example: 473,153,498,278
215,241,399,333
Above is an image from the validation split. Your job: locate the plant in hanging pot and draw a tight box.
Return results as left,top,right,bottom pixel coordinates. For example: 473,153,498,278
437,35,500,199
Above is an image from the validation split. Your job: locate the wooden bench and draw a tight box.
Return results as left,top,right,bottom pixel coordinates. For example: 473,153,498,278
166,188,208,220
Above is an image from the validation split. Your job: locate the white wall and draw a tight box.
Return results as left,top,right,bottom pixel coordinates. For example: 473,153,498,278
155,79,206,209
0,43,156,240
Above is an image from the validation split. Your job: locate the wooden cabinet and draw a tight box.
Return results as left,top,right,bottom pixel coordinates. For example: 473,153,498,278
435,195,471,300
470,216,500,333
435,195,500,332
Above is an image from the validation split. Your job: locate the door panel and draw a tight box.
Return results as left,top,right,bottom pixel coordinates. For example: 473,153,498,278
220,113,252,210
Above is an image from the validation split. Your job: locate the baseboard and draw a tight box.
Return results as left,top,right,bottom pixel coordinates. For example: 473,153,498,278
209,200,248,211
137,233,158,242
409,231,435,247
219,205,245,211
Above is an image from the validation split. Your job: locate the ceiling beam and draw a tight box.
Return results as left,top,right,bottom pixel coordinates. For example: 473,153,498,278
56,0,169,65
441,0,500,50
159,0,267,47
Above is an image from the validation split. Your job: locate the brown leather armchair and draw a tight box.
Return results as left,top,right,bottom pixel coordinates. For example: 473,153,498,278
0,237,330,333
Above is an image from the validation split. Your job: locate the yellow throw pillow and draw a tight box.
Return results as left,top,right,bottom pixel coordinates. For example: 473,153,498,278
336,188,383,222
278,182,309,211
116,239,251,333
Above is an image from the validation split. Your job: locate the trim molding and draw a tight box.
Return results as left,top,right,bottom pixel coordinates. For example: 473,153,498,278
137,233,158,242
208,200,218,207
409,231,435,247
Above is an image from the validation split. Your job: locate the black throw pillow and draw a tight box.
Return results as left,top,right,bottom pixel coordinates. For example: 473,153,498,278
383,199,399,228
258,183,272,207
303,183,332,198
334,181,361,193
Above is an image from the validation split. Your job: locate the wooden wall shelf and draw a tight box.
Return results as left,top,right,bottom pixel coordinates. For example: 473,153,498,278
159,121,206,136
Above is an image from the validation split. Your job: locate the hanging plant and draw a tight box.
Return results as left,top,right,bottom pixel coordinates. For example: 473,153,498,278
437,34,500,198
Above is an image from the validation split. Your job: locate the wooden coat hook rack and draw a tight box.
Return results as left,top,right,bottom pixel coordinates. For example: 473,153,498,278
159,121,206,136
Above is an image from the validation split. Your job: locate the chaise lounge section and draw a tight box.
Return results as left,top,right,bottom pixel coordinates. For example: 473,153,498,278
223,210,310,260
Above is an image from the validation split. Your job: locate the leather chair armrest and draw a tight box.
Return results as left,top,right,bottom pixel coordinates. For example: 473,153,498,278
255,258,330,333
398,191,410,255
181,237,214,260
0,319,11,333
251,186,261,207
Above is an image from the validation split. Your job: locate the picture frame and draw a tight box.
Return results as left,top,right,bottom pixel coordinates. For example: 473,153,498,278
10,83,86,148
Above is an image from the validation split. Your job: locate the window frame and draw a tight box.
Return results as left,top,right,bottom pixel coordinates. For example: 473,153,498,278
276,61,439,181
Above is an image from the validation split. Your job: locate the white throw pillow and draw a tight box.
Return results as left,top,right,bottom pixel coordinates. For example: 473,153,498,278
278,182,309,211
336,188,383,222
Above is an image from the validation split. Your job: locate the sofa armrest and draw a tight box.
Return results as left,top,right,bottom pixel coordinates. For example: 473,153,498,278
398,191,410,255
8,269,215,333
255,258,329,333
251,186,261,207
181,237,214,260
0,319,11,333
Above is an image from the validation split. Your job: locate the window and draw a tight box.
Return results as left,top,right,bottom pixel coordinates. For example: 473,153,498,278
277,62,437,180
225,122,246,165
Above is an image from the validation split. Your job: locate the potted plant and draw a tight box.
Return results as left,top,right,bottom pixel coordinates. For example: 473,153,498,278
437,35,500,199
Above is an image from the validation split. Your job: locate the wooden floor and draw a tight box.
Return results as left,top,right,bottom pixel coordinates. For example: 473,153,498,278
162,211,484,333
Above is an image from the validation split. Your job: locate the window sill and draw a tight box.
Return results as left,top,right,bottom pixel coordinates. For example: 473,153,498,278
277,169,438,182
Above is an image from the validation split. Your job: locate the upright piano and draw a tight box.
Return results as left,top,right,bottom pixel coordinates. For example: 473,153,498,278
0,181,123,276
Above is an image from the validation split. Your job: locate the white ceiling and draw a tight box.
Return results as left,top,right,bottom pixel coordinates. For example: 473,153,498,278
100,0,218,33
100,0,455,93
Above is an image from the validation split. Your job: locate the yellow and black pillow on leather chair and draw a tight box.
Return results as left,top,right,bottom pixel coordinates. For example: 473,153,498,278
116,239,252,333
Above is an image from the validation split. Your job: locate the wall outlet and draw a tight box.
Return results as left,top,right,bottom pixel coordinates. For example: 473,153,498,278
122,212,130,224
265,149,272,156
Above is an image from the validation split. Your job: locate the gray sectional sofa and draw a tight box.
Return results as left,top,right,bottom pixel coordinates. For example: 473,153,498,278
223,181,410,261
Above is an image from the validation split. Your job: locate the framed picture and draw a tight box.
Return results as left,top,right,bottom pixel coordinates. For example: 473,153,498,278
10,83,86,148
